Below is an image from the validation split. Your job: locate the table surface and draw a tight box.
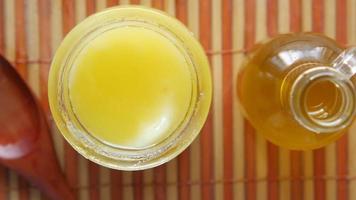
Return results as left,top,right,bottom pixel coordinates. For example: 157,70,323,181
1,0,356,199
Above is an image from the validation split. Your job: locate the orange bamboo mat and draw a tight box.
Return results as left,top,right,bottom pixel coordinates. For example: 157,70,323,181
1,0,356,199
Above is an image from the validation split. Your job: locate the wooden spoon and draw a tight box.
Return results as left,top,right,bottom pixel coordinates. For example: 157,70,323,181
0,55,75,200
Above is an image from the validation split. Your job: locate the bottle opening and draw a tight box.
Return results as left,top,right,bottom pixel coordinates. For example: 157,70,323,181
303,78,343,122
290,67,356,133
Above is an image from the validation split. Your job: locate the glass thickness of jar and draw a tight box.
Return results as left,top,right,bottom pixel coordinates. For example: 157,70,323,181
238,33,356,150
48,6,212,170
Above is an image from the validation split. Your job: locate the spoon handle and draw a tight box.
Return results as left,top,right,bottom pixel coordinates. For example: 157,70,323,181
28,114,76,200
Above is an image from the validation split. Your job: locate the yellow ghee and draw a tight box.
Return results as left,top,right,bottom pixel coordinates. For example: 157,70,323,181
68,27,193,149
49,6,212,170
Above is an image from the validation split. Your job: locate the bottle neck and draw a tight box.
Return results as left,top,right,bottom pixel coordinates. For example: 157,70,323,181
281,63,356,133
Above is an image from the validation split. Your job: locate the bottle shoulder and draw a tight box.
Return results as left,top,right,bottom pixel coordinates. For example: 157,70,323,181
247,33,343,74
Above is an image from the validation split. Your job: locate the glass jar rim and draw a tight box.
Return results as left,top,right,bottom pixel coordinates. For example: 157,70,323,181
48,6,212,170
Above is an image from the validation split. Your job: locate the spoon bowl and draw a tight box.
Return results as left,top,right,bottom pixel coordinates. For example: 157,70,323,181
0,55,75,200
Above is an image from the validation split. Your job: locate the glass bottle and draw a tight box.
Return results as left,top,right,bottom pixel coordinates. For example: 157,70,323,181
238,33,356,150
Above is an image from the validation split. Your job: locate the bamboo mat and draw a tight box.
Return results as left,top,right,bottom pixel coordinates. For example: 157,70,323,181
0,0,356,199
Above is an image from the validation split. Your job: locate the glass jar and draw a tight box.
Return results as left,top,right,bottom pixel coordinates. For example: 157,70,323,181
48,6,211,170
238,33,356,150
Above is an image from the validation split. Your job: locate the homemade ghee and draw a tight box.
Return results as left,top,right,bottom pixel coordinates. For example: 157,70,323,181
48,6,211,170
68,27,193,149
